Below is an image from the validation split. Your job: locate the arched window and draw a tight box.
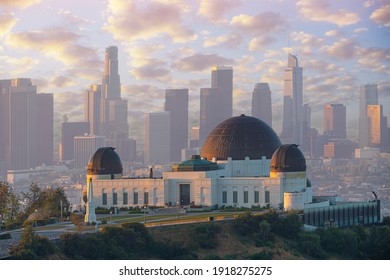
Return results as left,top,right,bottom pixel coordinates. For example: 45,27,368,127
112,188,118,205
102,189,107,205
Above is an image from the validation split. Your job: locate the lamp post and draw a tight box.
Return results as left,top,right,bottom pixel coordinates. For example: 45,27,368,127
34,209,38,227
144,205,147,224
110,211,112,225
60,200,63,220
177,201,179,218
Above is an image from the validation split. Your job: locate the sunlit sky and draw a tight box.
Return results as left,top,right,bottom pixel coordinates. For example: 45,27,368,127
0,0,389,146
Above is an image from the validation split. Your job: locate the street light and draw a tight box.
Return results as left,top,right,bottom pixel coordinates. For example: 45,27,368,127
34,209,38,227
60,200,63,220
177,201,179,218
144,205,147,224
110,211,112,225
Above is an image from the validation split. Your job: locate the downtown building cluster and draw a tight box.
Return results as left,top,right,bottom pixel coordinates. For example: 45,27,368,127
0,46,389,179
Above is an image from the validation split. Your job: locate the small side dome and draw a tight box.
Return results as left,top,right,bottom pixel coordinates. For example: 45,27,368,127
87,147,123,175
270,144,306,172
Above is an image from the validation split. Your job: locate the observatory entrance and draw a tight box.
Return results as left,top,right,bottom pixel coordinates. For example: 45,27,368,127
179,184,190,205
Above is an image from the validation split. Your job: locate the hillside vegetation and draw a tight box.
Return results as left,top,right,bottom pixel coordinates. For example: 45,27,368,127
7,211,390,260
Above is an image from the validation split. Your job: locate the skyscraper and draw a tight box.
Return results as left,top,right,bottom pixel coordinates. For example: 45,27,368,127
199,87,224,144
211,66,233,120
59,121,90,162
359,84,378,148
367,104,387,149
74,134,105,170
84,84,101,135
251,83,272,127
144,112,171,164
100,46,128,140
323,104,347,139
0,78,53,171
281,54,303,145
164,89,188,162
36,93,54,166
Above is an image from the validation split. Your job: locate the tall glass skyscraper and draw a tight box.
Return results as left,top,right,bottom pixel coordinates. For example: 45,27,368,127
359,84,378,148
281,54,303,146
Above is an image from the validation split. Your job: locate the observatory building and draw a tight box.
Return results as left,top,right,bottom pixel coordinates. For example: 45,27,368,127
84,115,380,227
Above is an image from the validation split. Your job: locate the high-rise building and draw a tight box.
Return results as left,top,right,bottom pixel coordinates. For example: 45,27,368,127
144,112,170,164
164,89,188,162
211,66,233,121
100,46,128,140
251,83,272,127
199,87,224,144
281,54,303,145
323,104,346,139
36,93,53,166
84,84,101,135
60,121,90,162
0,78,53,171
74,134,105,169
367,104,387,149
359,84,378,148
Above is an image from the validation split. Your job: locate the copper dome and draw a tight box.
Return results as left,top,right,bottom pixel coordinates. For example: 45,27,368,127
87,147,123,175
200,114,281,160
270,144,306,172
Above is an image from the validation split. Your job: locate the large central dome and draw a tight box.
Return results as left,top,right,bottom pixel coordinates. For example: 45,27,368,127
200,114,281,160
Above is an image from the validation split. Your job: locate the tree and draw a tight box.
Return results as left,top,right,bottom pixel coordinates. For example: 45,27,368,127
9,225,56,259
22,182,70,220
256,220,273,246
0,181,21,224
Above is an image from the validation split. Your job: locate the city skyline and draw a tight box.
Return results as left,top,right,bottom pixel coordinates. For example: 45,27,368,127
0,0,389,145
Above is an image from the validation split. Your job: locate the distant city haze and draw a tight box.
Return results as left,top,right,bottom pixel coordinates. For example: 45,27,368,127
0,1,389,172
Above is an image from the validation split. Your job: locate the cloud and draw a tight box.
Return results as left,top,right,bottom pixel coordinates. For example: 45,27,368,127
203,32,243,48
131,58,171,80
51,75,76,88
6,27,101,80
103,0,196,43
322,38,359,59
0,12,17,34
173,53,234,72
370,3,390,26
198,0,242,23
230,12,286,35
297,0,360,26
357,47,390,74
248,36,276,51
325,30,344,37
0,55,39,76
0,0,41,8
353,28,368,33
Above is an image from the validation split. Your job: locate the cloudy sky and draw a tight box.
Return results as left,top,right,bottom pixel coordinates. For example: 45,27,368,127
0,0,389,146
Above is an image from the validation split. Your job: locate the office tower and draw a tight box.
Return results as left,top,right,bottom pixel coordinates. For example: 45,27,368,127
251,83,272,127
323,104,347,139
199,87,225,144
0,78,53,171
324,140,355,159
367,105,387,148
100,46,129,140
105,137,136,162
164,89,189,162
74,134,105,169
301,103,312,155
36,93,53,166
211,66,233,120
84,84,101,135
190,126,200,148
281,54,303,145
0,79,12,174
359,84,378,147
60,121,90,162
144,112,170,164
